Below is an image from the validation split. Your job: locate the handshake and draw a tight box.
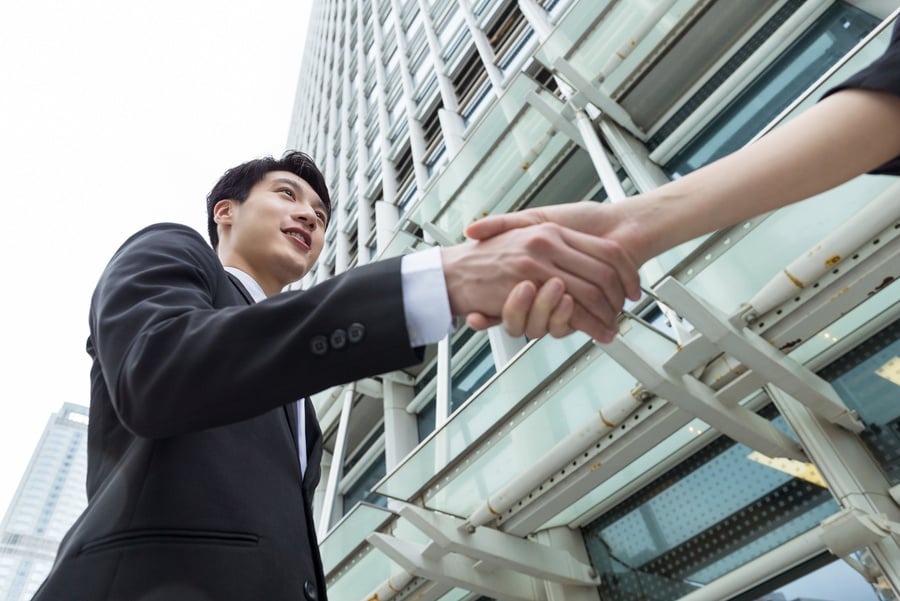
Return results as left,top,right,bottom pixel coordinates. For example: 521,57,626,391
440,200,645,344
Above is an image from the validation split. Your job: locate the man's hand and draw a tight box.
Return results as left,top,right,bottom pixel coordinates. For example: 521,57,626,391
462,201,648,341
441,222,640,343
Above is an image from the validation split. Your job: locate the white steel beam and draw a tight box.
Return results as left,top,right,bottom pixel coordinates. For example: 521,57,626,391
398,505,599,586
368,533,546,601
655,277,863,433
604,333,806,460
767,386,900,592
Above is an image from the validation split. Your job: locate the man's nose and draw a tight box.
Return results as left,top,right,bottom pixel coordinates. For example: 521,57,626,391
292,203,317,228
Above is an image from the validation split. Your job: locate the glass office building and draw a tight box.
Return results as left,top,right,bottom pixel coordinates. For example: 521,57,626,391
286,1,900,599
0,404,88,601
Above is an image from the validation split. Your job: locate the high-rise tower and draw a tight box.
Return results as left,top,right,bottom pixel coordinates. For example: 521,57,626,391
0,404,87,601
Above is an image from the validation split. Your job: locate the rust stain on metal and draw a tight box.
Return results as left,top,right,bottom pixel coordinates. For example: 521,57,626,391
779,339,802,351
589,462,604,472
598,410,616,429
829,286,850,301
784,269,804,289
521,162,531,170
868,276,896,296
824,255,841,267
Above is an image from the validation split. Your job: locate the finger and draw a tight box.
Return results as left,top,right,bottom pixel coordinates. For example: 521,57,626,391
548,294,575,338
501,281,537,337
524,278,566,339
557,226,642,302
465,211,543,240
466,312,501,330
524,226,634,325
570,302,617,343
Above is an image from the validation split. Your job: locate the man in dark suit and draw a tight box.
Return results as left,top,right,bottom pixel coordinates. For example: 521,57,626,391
33,151,639,601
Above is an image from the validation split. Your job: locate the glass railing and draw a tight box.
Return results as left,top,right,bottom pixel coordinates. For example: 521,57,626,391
373,331,590,502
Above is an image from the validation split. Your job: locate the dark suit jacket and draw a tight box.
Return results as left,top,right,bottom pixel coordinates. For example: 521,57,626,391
33,223,422,601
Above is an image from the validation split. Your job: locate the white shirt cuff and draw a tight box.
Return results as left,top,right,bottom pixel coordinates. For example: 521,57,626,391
401,247,454,347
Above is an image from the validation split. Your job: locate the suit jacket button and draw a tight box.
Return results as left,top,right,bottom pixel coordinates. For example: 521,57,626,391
348,322,365,343
303,579,318,601
310,336,328,356
330,329,347,350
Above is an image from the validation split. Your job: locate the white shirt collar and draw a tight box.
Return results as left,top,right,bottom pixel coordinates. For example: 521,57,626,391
223,266,267,303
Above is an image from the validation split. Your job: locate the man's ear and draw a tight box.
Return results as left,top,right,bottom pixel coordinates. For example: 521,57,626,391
213,199,235,226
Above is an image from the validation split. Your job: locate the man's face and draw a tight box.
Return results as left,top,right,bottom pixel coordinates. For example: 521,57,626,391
215,170,328,293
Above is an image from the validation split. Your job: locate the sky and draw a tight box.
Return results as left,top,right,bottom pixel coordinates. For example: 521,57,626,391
0,0,314,516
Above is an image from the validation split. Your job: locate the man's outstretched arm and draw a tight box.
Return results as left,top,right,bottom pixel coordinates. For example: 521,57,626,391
465,87,900,336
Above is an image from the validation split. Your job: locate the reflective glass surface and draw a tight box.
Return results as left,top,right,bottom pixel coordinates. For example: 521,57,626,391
342,458,388,515
821,318,900,485
320,503,392,576
417,342,497,440
325,514,429,599
583,410,838,600
374,332,589,501
423,323,676,517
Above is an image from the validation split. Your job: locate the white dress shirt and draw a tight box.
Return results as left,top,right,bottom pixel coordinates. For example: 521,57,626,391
225,246,452,476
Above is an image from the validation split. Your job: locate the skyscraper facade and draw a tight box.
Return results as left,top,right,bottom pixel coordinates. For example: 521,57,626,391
0,404,88,601
287,1,900,600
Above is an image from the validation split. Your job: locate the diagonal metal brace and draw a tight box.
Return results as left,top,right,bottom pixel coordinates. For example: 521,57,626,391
367,533,545,601
551,57,646,140
604,335,806,460
398,505,599,586
655,277,864,433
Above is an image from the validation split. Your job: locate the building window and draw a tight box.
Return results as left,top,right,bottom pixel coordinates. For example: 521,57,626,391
417,341,497,440
665,3,879,177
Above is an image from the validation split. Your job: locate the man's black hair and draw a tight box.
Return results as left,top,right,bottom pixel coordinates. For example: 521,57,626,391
206,150,332,248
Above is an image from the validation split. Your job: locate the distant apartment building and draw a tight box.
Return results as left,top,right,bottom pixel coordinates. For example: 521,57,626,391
287,1,899,600
0,404,87,601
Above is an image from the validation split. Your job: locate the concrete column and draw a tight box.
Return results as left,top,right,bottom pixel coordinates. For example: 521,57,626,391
388,0,430,191
375,200,400,250
383,379,418,470
415,0,466,155
365,0,400,204
456,0,505,92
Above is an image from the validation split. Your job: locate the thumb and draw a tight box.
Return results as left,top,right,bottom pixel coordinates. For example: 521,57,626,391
465,212,540,240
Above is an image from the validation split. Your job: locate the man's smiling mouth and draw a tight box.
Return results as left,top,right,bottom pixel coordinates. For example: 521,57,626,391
284,229,311,248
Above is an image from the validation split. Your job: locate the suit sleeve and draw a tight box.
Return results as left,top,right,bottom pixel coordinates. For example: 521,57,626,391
90,224,423,438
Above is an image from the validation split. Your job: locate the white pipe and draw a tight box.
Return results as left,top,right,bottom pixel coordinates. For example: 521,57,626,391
457,0,505,91
463,391,642,530
375,200,400,251
362,570,415,601
318,386,355,534
572,107,626,202
746,182,900,319
517,0,554,41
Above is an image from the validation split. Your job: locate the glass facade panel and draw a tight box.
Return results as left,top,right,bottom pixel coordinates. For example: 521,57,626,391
375,332,589,501
423,321,676,517
417,342,497,440
821,319,900,485
342,457,388,515
583,410,838,601
319,503,392,575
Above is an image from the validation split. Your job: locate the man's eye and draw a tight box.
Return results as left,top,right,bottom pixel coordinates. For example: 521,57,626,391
280,189,295,199
316,212,327,223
